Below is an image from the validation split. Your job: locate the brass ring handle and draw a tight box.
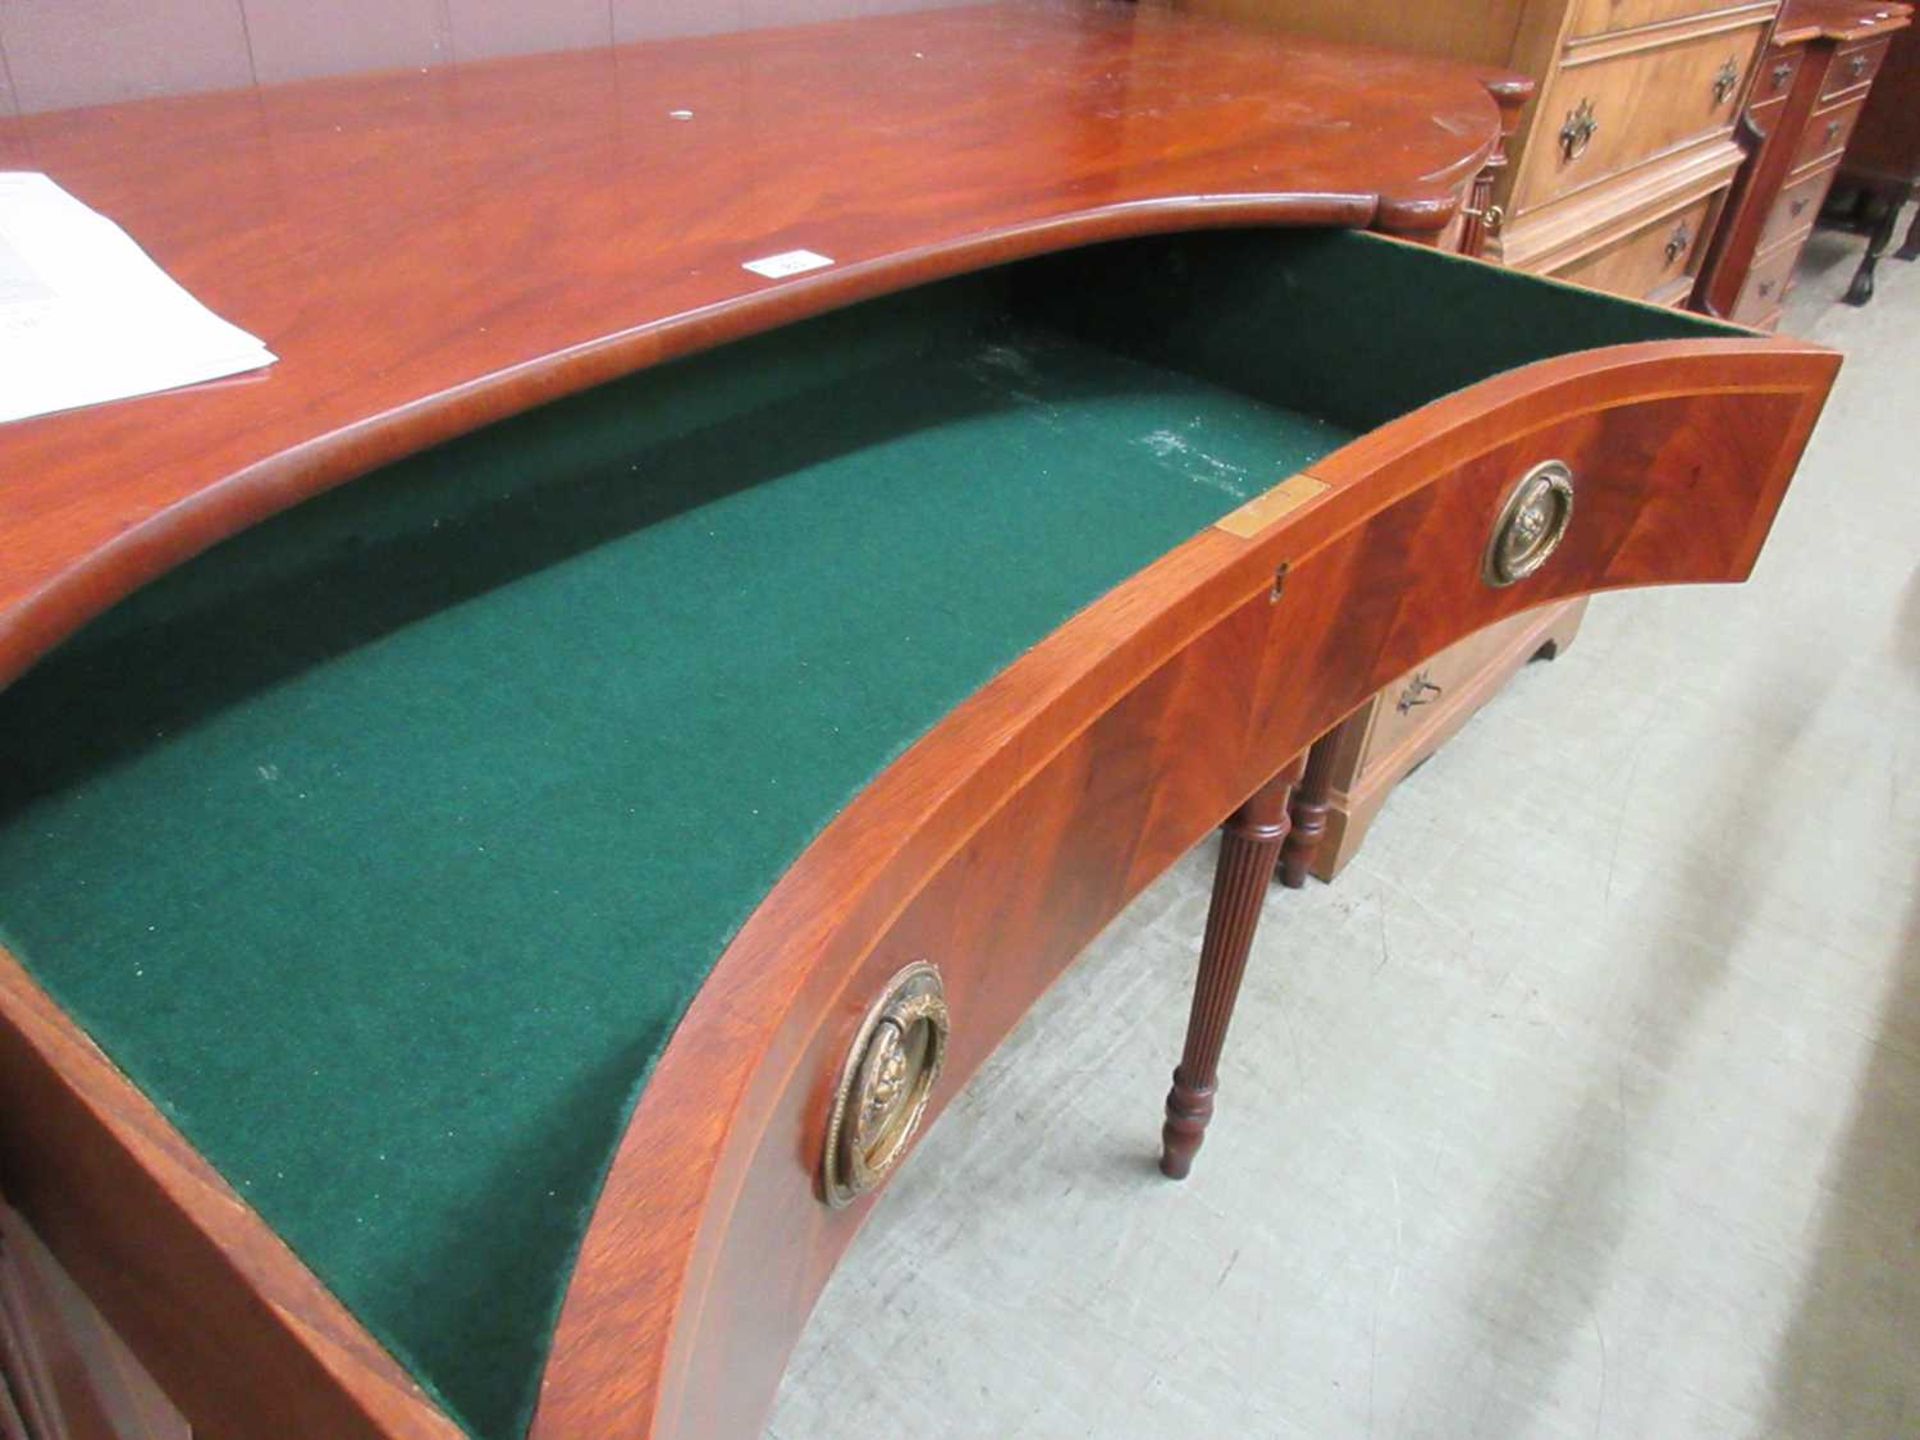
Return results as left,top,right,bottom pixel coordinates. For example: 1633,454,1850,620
1560,98,1599,160
822,960,950,1207
1484,461,1575,588
1713,58,1742,106
1665,221,1692,265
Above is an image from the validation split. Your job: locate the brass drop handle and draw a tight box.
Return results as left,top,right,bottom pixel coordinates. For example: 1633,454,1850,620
1462,201,1505,235
1771,59,1794,89
1759,278,1778,298
1790,195,1810,217
1848,51,1871,80
1485,461,1575,588
1560,98,1600,160
1826,117,1845,144
1397,671,1443,713
1713,58,1742,106
1665,221,1692,265
822,961,949,1207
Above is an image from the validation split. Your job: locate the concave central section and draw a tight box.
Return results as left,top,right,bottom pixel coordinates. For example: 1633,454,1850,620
0,282,1350,1439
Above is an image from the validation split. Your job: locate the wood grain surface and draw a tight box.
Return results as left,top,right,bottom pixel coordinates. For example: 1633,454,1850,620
0,0,1514,694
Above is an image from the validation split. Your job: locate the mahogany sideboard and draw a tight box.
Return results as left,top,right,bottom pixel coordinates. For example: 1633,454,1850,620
1697,0,1913,325
0,4,1836,1438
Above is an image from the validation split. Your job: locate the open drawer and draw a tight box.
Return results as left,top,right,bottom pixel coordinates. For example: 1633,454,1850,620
0,229,1834,1440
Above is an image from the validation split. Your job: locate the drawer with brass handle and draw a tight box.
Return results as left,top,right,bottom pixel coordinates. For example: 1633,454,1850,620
1789,96,1866,175
1759,160,1841,252
1734,231,1804,324
1824,38,1890,100
1551,191,1720,302
1761,48,1803,100
1511,20,1769,213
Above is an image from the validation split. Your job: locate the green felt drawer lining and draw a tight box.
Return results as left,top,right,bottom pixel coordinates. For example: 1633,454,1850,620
0,230,1727,1439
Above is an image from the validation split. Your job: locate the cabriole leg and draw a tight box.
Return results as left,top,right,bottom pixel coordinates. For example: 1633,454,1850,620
1160,755,1305,1180
1845,191,1903,305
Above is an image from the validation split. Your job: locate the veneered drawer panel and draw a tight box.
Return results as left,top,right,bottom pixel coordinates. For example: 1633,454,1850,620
1734,232,1803,322
1761,161,1841,249
1825,37,1891,98
1552,191,1719,300
1512,22,1768,212
1791,96,1867,173
1567,0,1754,40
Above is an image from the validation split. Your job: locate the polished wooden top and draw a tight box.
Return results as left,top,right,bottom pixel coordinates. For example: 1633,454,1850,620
1773,0,1911,46
0,0,1515,691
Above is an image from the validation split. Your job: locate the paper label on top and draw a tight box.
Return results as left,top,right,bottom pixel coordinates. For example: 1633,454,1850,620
0,172,276,426
741,249,835,279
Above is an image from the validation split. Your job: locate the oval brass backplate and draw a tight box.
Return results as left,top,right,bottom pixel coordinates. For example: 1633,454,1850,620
823,960,950,1208
1484,460,1575,588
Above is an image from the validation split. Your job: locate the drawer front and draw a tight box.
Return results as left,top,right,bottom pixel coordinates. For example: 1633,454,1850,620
1825,37,1891,99
1735,233,1803,322
1362,611,1544,766
1761,161,1841,250
1753,46,1804,107
1552,192,1719,300
1791,96,1867,175
1513,23,1769,213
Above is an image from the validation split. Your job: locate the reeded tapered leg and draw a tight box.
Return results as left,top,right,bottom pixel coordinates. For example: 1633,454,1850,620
1160,755,1304,1180
1278,724,1343,889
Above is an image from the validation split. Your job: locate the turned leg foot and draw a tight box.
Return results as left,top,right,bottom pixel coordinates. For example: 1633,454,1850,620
1160,755,1304,1180
1845,195,1903,306
1278,724,1343,889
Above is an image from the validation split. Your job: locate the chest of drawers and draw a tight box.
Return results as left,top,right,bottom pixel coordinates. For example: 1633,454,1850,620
1698,0,1913,326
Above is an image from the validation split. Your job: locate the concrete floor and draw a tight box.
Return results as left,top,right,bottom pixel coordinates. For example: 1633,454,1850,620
767,220,1920,1440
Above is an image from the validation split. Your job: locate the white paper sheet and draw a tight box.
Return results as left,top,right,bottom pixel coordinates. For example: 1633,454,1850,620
0,172,275,425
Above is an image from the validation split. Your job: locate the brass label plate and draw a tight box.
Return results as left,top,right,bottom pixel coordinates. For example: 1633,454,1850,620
1213,474,1330,539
